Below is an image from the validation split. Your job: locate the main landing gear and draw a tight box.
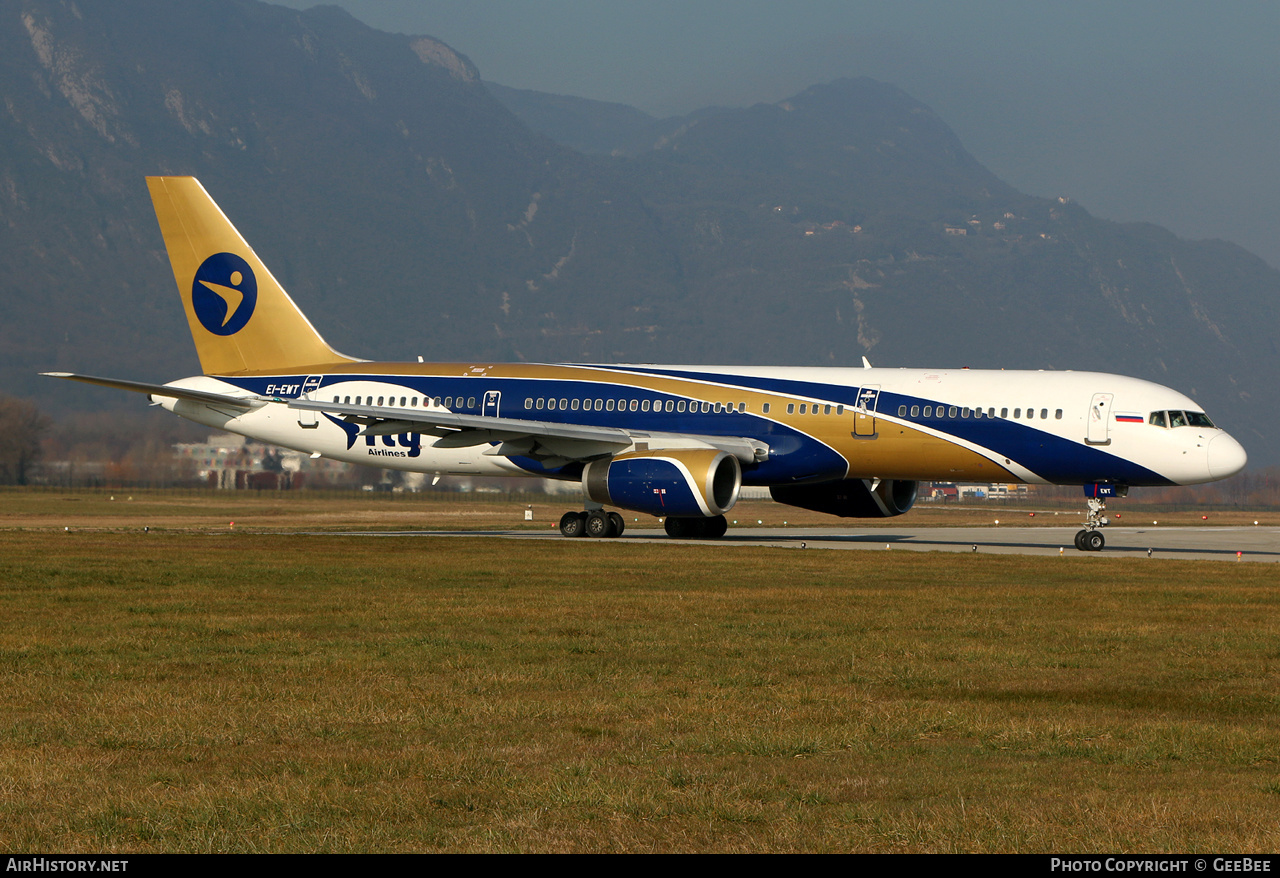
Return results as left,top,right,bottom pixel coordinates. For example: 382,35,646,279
1073,494,1111,552
559,509,626,538
557,511,731,539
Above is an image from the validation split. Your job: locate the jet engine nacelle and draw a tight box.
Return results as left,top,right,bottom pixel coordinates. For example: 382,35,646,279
583,449,741,518
770,478,918,518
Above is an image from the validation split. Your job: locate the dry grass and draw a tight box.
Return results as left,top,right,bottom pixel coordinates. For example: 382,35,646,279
0,487,1270,533
1,522,1278,852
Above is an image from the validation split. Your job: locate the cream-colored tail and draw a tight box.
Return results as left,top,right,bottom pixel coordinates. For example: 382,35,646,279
147,176,359,375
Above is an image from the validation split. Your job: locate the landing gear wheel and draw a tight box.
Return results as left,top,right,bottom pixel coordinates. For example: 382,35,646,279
559,511,587,538
608,512,625,537
703,515,728,539
664,517,702,539
1074,530,1087,551
586,509,616,538
1084,530,1104,552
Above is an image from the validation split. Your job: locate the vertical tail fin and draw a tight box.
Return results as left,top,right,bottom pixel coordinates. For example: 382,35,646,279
147,176,359,375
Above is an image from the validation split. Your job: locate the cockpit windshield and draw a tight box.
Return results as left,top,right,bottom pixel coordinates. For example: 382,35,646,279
1148,410,1216,429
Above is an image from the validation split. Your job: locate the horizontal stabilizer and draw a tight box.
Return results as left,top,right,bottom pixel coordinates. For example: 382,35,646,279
41,372,261,410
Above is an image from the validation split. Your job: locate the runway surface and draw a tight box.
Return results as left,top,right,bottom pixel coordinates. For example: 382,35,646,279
319,524,1280,562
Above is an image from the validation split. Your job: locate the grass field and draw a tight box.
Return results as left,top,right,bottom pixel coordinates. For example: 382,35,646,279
1,492,1278,851
1,487,1269,533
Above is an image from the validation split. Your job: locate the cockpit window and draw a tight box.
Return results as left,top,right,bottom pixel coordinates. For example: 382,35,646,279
1149,410,1216,429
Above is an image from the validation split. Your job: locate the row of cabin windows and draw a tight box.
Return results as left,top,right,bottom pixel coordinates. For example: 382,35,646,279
524,397,749,414
522,398,858,416
328,393,1065,424
896,404,1064,421
332,395,479,409
784,403,847,415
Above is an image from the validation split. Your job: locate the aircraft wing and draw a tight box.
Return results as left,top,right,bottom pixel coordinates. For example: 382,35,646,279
286,397,768,465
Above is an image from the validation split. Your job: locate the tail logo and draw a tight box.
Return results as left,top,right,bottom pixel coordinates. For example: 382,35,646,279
191,253,258,336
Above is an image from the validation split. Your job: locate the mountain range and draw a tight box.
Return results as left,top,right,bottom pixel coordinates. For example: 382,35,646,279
3,0,1278,466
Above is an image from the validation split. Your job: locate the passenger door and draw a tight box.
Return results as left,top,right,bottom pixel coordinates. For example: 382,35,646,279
1086,392,1113,445
854,385,879,438
482,390,501,419
298,374,322,428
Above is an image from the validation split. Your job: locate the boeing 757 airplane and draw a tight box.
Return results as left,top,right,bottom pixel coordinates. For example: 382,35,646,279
45,177,1248,550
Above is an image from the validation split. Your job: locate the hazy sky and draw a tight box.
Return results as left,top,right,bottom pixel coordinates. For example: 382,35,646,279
277,1,1280,268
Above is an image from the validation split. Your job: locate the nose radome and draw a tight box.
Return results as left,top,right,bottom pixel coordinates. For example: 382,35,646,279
1207,433,1248,479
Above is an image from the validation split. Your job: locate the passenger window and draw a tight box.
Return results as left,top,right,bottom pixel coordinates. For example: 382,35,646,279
910,405,919,417
923,405,932,417
630,400,638,412
701,402,710,413
666,400,675,412
1040,409,1048,419
898,405,907,417
961,408,970,419
677,401,686,413
762,403,771,414
344,396,351,404
594,399,603,411
606,400,615,412
1013,408,1020,418
739,403,746,412
948,406,958,418
787,403,795,414
1000,407,1008,418
799,404,807,414
525,398,533,409
1055,409,1063,419
837,405,844,415
571,399,580,411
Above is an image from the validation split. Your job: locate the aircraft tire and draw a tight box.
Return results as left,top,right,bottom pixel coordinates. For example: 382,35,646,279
1084,531,1105,551
1074,530,1087,551
608,512,625,537
586,509,616,538
664,517,703,539
559,511,587,537
703,515,728,539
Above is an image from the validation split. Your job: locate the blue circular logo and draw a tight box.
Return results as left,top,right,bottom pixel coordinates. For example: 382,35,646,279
191,253,257,336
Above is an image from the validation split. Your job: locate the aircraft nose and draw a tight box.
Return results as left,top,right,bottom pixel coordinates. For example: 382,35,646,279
1207,433,1248,479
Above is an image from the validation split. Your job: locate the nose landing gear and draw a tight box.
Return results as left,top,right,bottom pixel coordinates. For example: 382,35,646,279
1075,484,1125,551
